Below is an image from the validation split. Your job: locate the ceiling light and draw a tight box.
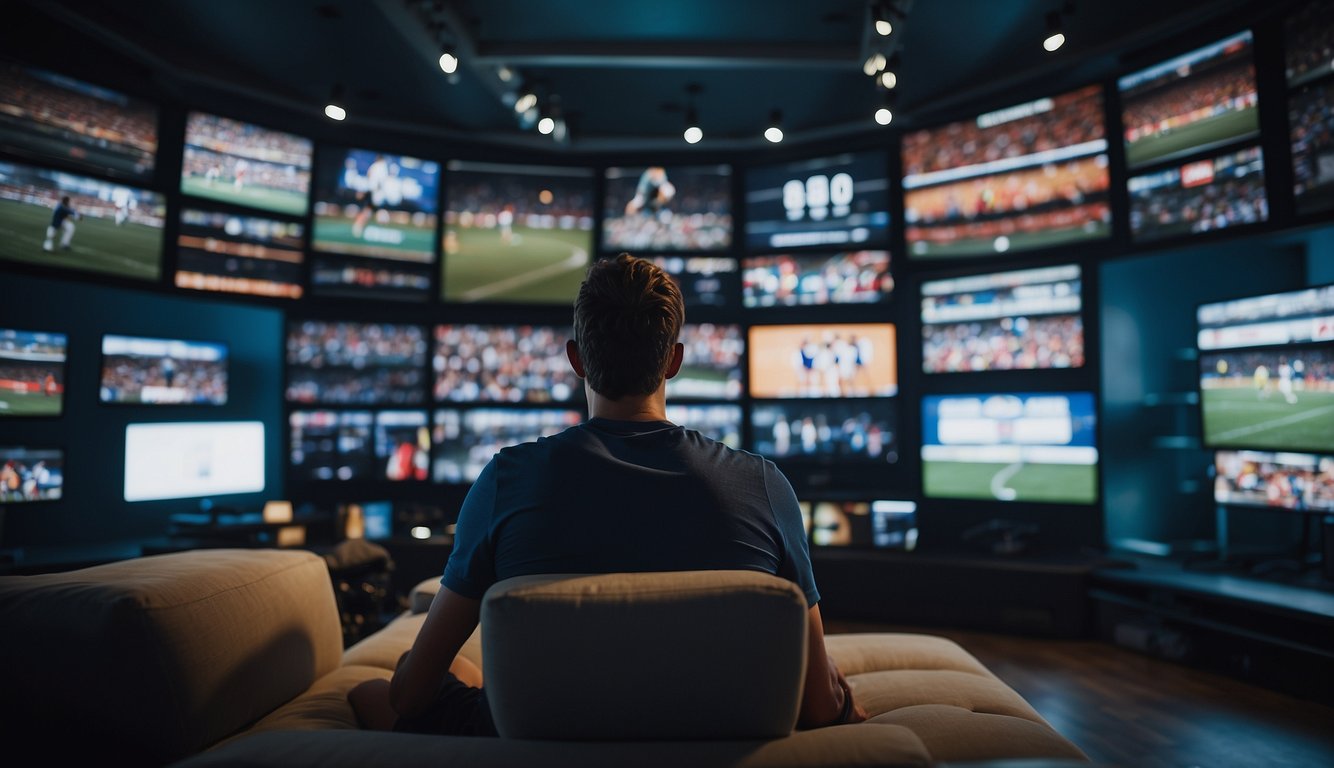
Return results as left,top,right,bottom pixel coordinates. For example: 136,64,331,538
497,66,514,82
764,109,783,143
1043,11,1065,51
863,52,887,76
874,106,892,125
880,71,897,89
439,51,459,74
876,19,893,36
873,2,895,35
514,91,537,113
684,125,703,144
324,85,346,121
538,116,555,135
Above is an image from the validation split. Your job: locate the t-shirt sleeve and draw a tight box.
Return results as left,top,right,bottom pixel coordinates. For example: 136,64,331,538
763,459,821,607
441,458,499,599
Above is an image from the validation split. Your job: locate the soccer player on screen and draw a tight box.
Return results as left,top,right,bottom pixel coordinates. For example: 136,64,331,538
234,158,249,191
625,166,675,216
43,195,79,252
112,186,132,226
352,154,390,239
1278,357,1298,405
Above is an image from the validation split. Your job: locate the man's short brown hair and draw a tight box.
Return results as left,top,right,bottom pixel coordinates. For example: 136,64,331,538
573,253,685,400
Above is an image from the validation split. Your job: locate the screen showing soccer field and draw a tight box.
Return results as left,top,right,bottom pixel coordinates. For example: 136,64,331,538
0,329,66,418
180,112,312,216
667,323,743,400
1286,1,1334,216
288,410,374,482
175,208,305,299
286,321,427,406
1214,450,1334,512
0,161,164,281
124,421,264,502
748,324,896,399
900,85,1110,259
443,161,594,305
375,411,429,482
750,400,898,463
666,404,742,448
650,255,739,309
0,447,63,503
432,408,583,483
100,335,228,405
0,62,157,182
433,324,579,404
1128,146,1267,242
808,500,917,550
742,251,893,308
602,165,732,252
1118,30,1259,170
921,392,1099,504
921,264,1083,373
312,146,439,262
744,150,890,250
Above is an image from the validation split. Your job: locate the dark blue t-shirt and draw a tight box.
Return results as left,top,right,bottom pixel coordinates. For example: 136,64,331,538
442,417,820,606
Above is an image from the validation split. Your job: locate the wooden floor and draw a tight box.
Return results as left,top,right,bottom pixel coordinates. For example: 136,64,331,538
824,620,1334,768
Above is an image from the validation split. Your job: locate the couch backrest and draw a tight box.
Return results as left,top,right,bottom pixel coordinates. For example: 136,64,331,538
0,548,344,765
481,570,809,741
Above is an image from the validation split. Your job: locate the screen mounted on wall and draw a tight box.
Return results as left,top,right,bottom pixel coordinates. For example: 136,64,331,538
744,150,890,250
602,165,732,252
0,329,66,417
175,208,305,299
100,334,228,405
181,112,312,216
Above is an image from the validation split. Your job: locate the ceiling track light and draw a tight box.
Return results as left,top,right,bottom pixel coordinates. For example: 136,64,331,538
438,49,459,74
873,2,894,36
683,83,703,144
764,109,784,143
324,84,346,121
874,91,895,126
1044,2,1073,52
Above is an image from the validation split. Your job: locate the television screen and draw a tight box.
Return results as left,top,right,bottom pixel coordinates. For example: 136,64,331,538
1286,1,1334,215
100,335,228,405
750,400,897,462
1214,450,1334,512
124,421,264,502
312,147,439,262
432,407,582,483
285,321,427,406
1197,285,1334,453
650,255,739,309
809,499,917,550
0,62,157,182
0,160,165,281
361,501,394,540
666,404,742,448
433,324,579,403
443,161,594,305
742,251,893,308
0,447,63,503
375,411,429,482
180,112,312,216
288,410,374,482
748,324,897,399
921,392,1098,504
175,208,305,299
744,150,890,250
667,323,744,400
0,329,66,417
921,264,1084,373
602,165,732,252
1128,145,1267,242
901,85,1110,258
1119,30,1260,170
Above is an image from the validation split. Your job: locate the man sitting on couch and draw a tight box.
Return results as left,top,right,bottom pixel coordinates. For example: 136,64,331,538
349,253,866,736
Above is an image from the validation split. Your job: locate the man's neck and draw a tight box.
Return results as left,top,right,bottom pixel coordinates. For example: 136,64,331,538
585,384,670,422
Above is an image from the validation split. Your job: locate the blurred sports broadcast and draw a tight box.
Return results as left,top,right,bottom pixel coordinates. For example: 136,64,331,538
749,323,897,399
921,264,1084,373
744,150,891,250
1214,450,1334,512
175,208,305,299
0,328,66,417
901,85,1111,258
443,161,594,305
1119,31,1260,170
602,165,732,252
285,321,427,405
650,255,739,309
0,160,164,281
99,335,228,405
1128,146,1267,242
432,408,583,483
375,411,429,482
751,400,897,463
667,323,744,400
433,325,580,404
1285,1,1334,216
921,392,1099,504
0,62,157,181
1196,284,1334,454
666,404,742,448
180,112,312,216
312,147,439,262
0,447,64,503
288,410,374,482
807,499,917,550
742,251,893,308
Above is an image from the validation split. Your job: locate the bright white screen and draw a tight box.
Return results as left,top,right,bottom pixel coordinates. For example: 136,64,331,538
124,421,265,502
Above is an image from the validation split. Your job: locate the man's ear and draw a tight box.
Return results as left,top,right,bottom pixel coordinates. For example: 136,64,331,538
566,339,586,378
664,342,684,380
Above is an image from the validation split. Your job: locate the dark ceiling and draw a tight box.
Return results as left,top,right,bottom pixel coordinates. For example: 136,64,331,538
13,0,1278,152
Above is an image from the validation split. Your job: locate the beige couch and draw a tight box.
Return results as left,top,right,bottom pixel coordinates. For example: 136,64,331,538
0,548,1088,767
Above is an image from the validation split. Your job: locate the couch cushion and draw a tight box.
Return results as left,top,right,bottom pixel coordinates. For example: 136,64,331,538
482,571,808,741
0,548,343,764
342,613,484,672
869,705,1089,763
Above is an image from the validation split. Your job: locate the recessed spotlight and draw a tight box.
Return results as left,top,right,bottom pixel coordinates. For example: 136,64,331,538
439,51,459,74
1043,11,1065,51
881,71,897,89
876,19,893,36
875,107,893,125
538,116,555,135
324,104,346,121
765,109,784,143
684,125,703,144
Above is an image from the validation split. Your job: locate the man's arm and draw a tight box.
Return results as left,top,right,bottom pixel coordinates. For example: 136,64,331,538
798,603,868,729
388,586,482,718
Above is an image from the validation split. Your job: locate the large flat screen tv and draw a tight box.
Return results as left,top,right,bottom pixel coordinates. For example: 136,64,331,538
650,255,739,310
1286,1,1334,216
667,323,744,401
742,251,893,308
750,400,897,463
0,328,66,417
1213,449,1334,512
124,421,264,502
175,207,305,299
433,325,580,404
432,407,582,483
743,149,890,250
0,446,63,503
748,323,897,399
602,165,732,252
100,335,228,405
286,321,428,406
180,112,312,216
375,411,430,482
1127,145,1267,242
807,499,917,550
288,410,374,482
